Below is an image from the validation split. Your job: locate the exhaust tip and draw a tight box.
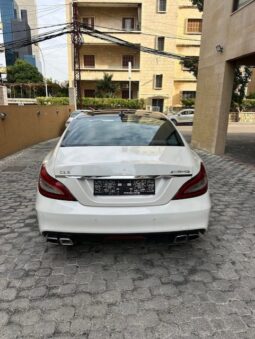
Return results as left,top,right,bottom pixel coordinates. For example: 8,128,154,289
59,237,74,246
175,234,188,243
46,236,59,244
188,233,200,241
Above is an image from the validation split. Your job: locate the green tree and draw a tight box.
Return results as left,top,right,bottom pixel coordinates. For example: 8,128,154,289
7,59,43,83
95,73,118,98
46,79,69,97
180,56,199,78
191,0,204,11
180,57,252,112
232,66,252,112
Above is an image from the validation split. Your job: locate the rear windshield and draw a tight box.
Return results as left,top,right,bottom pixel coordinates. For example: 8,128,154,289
70,111,83,117
61,114,184,147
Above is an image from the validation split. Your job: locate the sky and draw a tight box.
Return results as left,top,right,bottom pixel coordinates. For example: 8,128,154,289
36,0,68,82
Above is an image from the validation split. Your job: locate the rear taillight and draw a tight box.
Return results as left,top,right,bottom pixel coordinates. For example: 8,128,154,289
173,163,208,200
38,164,76,201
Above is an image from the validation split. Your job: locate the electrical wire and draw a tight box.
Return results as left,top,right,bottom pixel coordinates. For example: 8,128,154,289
0,23,71,36
80,26,185,60
0,22,191,62
92,24,201,42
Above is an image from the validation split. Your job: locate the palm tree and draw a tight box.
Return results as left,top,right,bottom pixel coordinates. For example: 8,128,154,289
95,73,118,98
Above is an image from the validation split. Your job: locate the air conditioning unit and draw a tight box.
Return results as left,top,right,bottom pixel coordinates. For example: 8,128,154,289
146,105,152,111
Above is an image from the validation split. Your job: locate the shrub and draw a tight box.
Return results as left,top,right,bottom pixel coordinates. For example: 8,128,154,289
82,97,145,109
36,97,69,105
181,98,195,108
243,99,255,111
247,92,255,99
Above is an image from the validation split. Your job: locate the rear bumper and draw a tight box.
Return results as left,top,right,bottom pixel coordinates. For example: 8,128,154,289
36,192,211,235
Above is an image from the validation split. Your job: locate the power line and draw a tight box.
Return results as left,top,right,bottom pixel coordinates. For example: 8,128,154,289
80,25,184,60
79,10,201,43
92,24,201,43
0,23,71,36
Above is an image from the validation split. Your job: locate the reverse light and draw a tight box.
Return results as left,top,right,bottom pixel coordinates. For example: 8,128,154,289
173,163,208,200
38,164,76,201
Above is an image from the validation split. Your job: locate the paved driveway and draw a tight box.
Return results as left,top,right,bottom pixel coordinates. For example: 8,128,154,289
0,139,255,338
179,123,255,166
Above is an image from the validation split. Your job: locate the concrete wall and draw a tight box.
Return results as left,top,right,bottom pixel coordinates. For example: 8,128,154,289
0,105,74,159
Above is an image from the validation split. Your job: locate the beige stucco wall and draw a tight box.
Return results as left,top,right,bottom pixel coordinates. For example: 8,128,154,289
0,106,74,159
192,0,255,154
66,0,201,109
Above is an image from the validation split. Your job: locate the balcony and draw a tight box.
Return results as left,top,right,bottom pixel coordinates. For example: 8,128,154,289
82,32,142,45
79,45,140,81
78,3,142,44
80,68,140,82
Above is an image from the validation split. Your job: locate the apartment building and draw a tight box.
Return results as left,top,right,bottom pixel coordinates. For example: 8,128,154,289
0,0,36,67
192,0,255,154
15,0,41,70
66,0,202,111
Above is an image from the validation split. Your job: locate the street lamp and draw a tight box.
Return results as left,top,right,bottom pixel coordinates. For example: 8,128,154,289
128,61,132,100
35,43,48,97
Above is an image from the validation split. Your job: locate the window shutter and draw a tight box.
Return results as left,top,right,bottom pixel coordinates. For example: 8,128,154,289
84,55,95,67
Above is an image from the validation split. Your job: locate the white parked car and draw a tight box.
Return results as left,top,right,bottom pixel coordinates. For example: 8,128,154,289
168,109,194,125
36,111,211,246
65,109,92,127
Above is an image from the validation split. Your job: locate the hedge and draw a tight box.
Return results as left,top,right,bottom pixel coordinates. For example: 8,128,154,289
36,97,145,109
36,97,69,105
82,97,145,109
243,99,255,111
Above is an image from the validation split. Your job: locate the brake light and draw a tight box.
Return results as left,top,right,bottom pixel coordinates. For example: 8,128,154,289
38,164,76,201
173,163,208,200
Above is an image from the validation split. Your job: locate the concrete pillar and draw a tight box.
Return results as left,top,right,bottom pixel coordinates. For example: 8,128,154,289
0,86,8,106
191,61,234,155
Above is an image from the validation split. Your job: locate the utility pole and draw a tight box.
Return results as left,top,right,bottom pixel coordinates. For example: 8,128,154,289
72,1,83,109
35,43,48,97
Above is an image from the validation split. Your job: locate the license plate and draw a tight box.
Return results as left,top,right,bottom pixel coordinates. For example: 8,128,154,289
94,179,155,196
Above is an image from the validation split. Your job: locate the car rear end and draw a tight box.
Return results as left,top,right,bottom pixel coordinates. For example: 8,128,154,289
36,111,211,243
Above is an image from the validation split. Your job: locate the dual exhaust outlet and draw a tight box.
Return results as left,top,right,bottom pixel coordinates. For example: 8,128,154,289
46,235,74,246
174,233,200,243
46,232,200,246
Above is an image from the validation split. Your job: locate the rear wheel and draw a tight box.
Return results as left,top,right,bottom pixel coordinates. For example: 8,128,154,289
171,119,177,125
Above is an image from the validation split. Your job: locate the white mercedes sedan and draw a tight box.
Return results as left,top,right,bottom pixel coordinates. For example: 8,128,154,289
36,111,211,246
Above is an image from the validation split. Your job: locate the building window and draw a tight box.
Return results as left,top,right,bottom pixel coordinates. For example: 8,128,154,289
154,74,163,89
84,89,95,97
122,18,135,31
186,19,202,34
122,90,132,99
157,0,167,12
84,55,95,68
233,0,252,11
156,37,165,51
82,17,94,29
122,55,134,68
182,91,196,99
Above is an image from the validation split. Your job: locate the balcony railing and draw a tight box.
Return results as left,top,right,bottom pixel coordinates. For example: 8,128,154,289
81,66,140,71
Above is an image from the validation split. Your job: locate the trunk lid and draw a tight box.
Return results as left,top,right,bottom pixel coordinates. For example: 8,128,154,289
54,146,196,207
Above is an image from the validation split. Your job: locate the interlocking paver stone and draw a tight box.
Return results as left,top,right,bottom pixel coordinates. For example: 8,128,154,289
0,139,255,338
